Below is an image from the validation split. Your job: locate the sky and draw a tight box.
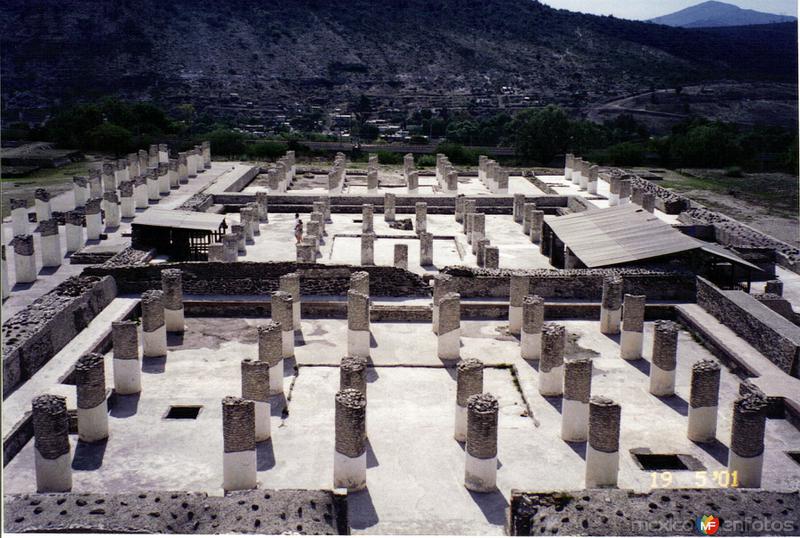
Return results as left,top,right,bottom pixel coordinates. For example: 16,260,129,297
538,0,797,20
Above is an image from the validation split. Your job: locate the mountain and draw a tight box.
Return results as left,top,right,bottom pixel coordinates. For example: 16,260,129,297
650,1,796,28
0,0,796,123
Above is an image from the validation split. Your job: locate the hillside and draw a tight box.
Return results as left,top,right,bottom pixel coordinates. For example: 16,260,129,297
650,1,796,28
0,0,796,123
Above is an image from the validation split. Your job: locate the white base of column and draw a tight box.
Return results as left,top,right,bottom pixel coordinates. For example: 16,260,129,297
86,214,102,240
255,401,271,442
438,328,461,360
41,235,62,267
135,188,148,209
687,405,718,443
588,181,598,195
142,325,167,357
508,306,522,335
12,208,28,236
77,401,109,443
561,399,589,442
15,254,37,283
579,177,588,191
269,360,284,395
600,308,621,335
159,176,170,195
223,450,257,491
585,445,619,487
465,452,497,492
454,403,467,442
281,330,294,359
521,330,541,361
608,193,620,206
571,172,581,185
619,197,630,206
66,224,84,253
432,305,440,335
649,363,676,396
105,207,120,229
293,303,301,331
121,198,135,218
334,450,367,491
147,181,160,201
35,449,72,493
728,452,763,488
538,365,564,396
348,329,370,357
2,259,9,299
620,330,643,360
165,308,185,332
113,358,142,395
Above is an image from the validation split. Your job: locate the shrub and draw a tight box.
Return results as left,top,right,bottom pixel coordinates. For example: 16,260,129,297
435,142,479,166
377,150,402,165
247,140,288,160
724,166,744,178
416,154,436,167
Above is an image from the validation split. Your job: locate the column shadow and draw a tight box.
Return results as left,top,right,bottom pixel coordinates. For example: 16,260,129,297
468,488,509,527
72,438,108,471
348,488,380,530
256,439,276,471
366,439,379,468
565,440,587,460
270,393,288,417
38,266,59,276
166,333,184,347
141,355,166,373
627,358,650,376
109,392,140,418
544,395,562,413
693,438,728,466
656,394,689,416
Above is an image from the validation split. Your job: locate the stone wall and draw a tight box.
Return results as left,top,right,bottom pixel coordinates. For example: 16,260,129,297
2,276,118,397
4,489,348,534
84,261,431,298
440,266,696,301
696,277,800,377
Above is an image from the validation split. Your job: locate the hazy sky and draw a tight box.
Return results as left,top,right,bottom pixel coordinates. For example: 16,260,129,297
539,0,797,20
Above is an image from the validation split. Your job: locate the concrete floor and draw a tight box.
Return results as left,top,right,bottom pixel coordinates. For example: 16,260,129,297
5,316,800,534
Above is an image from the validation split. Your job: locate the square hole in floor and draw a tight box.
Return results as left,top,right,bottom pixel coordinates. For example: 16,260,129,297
164,405,202,420
632,453,689,471
787,452,800,466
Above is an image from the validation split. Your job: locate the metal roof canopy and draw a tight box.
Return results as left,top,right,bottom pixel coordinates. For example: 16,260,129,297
544,205,702,268
132,209,225,232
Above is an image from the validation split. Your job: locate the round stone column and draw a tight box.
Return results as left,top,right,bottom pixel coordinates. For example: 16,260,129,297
32,395,72,492
347,290,371,358
521,295,545,360
334,389,367,491
562,358,593,441
230,224,246,254
620,294,646,360
415,202,427,234
471,214,486,255
178,152,189,183
161,268,185,332
222,396,257,491
112,321,141,394
587,165,599,194
571,158,582,185
146,169,160,201
256,191,270,223
75,353,109,443
34,189,52,221
522,203,536,236
585,396,621,487
272,291,295,359
438,292,461,360
512,194,525,223
508,275,530,335
465,393,499,492
393,243,408,270
141,289,167,357
600,275,623,335
454,358,483,442
119,180,135,218
222,233,239,261
530,210,544,243
12,234,36,283
103,192,120,229
383,193,396,222
73,176,89,208
258,321,284,395
38,219,62,268
2,246,9,299
484,246,500,269
84,198,103,240
361,232,375,265
419,231,434,266
609,176,621,206
407,171,419,193
539,323,566,396
350,270,370,296
168,158,180,188
280,272,302,330
649,321,678,396
10,198,29,236
564,154,574,181
728,393,768,488
241,358,271,442
65,211,84,253
133,176,149,209
362,204,374,233
687,359,721,442
340,356,368,398
432,273,452,334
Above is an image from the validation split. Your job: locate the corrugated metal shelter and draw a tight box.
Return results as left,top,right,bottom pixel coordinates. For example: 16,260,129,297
131,209,227,260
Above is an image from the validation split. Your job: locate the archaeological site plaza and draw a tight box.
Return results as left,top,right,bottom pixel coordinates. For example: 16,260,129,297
2,145,800,536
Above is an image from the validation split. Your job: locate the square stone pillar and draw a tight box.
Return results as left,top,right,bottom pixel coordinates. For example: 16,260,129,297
37,219,62,268
419,231,433,266
12,234,37,283
360,232,375,265
34,189,52,221
394,244,408,270
384,193,396,221
65,211,84,253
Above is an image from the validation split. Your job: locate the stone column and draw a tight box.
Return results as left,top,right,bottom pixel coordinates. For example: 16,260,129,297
649,321,678,396
620,294,646,360
272,291,295,359
208,244,225,261
641,192,656,213
1,246,8,299
383,193,396,221
280,273,302,330
146,169,160,201
347,290,370,357
119,180,135,218
484,246,500,269
510,193,525,224
462,200,476,232
256,192,269,223
178,152,189,183
222,234,239,261
564,247,580,270
564,153,574,180
600,275,623,335
158,143,169,164
588,165,599,195
89,170,102,199
360,232,375,265
454,358,483,442
138,149,149,176
455,195,466,223
73,176,89,207
728,393,768,488
115,158,128,186
539,323,565,396
10,198,29,236
508,275,530,335
297,242,316,263
394,244,408,270
687,359,721,443
585,396,621,488
112,321,141,394
530,210,544,243
222,396,257,491
128,153,139,179
240,207,255,242
419,231,434,266
471,214,485,254
447,170,459,193
465,393,498,492
161,269,185,332
32,395,72,492
231,225,246,255
438,292,461,360
522,203,536,236
362,204,374,233
334,389,367,491
415,202,427,234
75,353,109,443
168,158,179,188
476,238,491,268
12,235,36,283
141,289,167,357
340,356,368,399
258,322,284,395
562,358,593,442
619,180,632,206
432,273,453,334
187,148,198,178
241,359,271,442
407,171,419,193
521,295,545,360
367,169,378,193
609,176,621,206
765,280,784,296
65,211,84,253
103,192,120,229
579,161,590,191
203,141,212,168
350,270,370,296
37,219,61,268
34,189,52,221
571,158,582,185
134,176,149,209
101,161,116,194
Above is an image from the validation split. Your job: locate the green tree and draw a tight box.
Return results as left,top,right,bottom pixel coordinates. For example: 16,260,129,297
87,123,134,154
512,106,570,164
248,140,288,160
201,128,247,156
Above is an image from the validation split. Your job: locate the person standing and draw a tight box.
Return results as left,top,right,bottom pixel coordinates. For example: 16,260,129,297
294,213,304,244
